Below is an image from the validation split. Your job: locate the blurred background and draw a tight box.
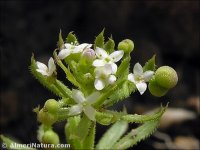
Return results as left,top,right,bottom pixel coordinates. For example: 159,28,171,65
0,1,199,149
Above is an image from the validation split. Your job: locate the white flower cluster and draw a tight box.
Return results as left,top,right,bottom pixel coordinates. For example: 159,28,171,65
35,42,154,120
36,42,124,91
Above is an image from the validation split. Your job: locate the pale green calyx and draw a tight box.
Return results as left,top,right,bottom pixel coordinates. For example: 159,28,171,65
128,62,154,95
68,90,100,121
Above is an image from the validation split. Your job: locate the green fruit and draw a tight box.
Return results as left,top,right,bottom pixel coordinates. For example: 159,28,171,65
155,66,178,89
42,130,60,144
118,39,134,53
38,109,57,126
44,99,59,113
148,77,169,97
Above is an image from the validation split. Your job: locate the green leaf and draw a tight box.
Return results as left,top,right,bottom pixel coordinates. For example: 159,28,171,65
112,120,160,149
96,110,117,125
116,55,130,79
53,51,81,89
54,80,72,98
96,105,167,125
93,79,126,108
94,29,105,49
104,37,115,53
76,114,92,142
65,116,82,149
0,135,36,150
30,55,63,97
103,80,136,108
66,31,78,44
143,54,156,72
57,29,64,50
82,122,96,149
112,105,167,149
96,120,128,149
121,105,166,123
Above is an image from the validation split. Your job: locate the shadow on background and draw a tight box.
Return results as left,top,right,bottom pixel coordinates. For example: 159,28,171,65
0,1,199,149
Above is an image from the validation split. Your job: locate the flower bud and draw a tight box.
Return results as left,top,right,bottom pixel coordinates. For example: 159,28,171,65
82,48,95,62
155,66,178,89
42,130,60,144
118,39,134,53
44,99,59,114
148,77,168,97
38,109,57,126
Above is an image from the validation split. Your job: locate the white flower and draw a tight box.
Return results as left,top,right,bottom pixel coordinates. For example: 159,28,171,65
94,64,116,90
93,47,124,74
68,90,100,121
36,57,56,76
128,62,154,95
58,43,92,59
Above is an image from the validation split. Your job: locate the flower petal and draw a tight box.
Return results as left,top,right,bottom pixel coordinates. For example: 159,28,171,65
78,43,92,50
95,47,108,58
107,75,116,84
94,78,105,90
143,71,154,82
93,59,106,67
68,104,83,116
36,61,48,71
110,63,118,74
86,92,100,104
109,50,124,62
136,82,147,95
48,57,56,75
58,49,71,59
83,105,96,121
64,43,73,49
72,89,85,103
133,62,143,76
128,73,136,83
36,69,49,76
103,64,112,75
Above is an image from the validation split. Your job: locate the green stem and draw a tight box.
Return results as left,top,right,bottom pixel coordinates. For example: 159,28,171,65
54,80,72,98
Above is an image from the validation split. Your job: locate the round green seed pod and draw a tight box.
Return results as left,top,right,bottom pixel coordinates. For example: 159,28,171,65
38,109,57,126
155,66,178,89
118,39,134,53
42,130,60,144
148,77,169,97
44,99,59,114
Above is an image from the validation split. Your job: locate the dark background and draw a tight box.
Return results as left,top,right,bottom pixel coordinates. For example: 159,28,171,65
0,1,199,149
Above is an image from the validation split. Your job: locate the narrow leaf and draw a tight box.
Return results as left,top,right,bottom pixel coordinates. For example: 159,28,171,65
112,105,167,149
65,116,82,149
82,122,96,149
57,29,64,50
66,31,78,44
103,80,136,108
93,79,126,108
0,135,36,150
143,54,156,72
116,55,130,79
76,114,92,142
104,37,115,53
96,105,167,125
96,121,128,149
53,51,81,89
94,29,105,49
112,120,160,149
